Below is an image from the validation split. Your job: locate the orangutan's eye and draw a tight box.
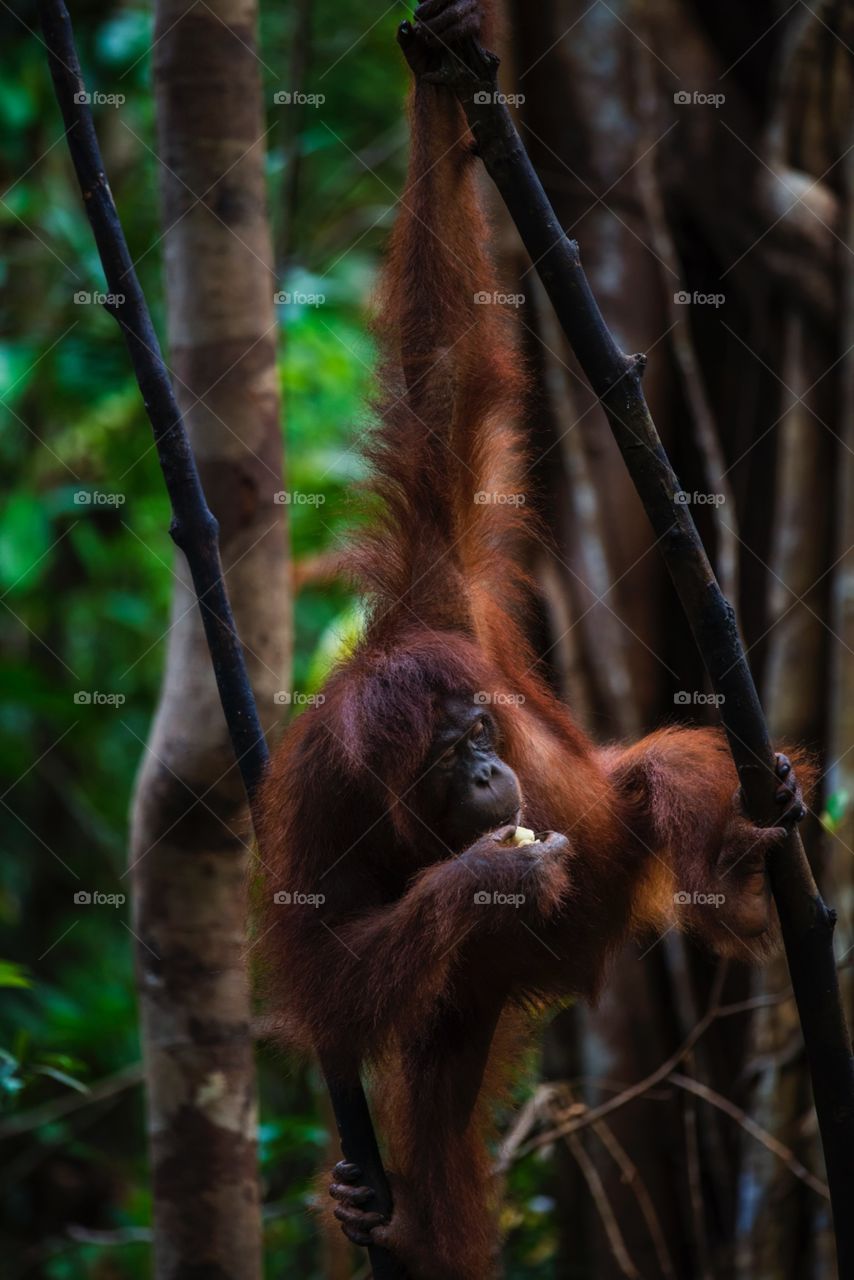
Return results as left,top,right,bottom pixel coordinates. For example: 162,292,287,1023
471,719,488,744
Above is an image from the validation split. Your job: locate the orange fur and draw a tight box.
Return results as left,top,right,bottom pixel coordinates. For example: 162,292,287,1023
255,14,816,1273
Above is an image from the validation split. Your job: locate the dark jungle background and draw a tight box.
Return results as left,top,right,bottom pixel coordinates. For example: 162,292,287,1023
1,0,853,1277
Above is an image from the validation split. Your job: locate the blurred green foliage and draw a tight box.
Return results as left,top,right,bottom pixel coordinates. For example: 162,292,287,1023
0,1,555,1274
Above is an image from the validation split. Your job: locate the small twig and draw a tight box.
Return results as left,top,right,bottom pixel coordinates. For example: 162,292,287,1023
668,1072,829,1200
682,1072,714,1280
564,1128,641,1280
0,1062,143,1139
537,1081,674,1275
496,1082,551,1171
510,961,854,1162
586,1111,677,1279
517,968,728,1157
715,955,854,1022
66,1225,151,1245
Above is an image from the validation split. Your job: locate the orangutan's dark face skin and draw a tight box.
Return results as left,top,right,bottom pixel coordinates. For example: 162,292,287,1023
412,697,522,853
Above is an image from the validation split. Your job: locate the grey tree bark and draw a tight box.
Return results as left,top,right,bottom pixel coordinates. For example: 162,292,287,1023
129,0,290,1274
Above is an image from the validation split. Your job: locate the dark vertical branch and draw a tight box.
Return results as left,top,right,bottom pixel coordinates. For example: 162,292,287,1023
424,31,854,1272
39,2,268,807
37,5,403,1276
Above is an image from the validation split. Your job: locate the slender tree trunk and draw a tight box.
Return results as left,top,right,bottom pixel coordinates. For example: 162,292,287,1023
129,1,289,1275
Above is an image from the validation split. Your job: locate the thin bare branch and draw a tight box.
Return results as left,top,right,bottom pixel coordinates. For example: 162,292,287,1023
668,1072,829,1199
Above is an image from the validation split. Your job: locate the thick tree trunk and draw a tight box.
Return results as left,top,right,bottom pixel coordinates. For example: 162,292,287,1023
129,1,289,1275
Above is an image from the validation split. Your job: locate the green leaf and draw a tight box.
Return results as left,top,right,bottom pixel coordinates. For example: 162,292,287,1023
0,341,40,403
0,961,31,989
0,494,53,593
821,789,849,834
96,9,154,65
0,80,37,129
